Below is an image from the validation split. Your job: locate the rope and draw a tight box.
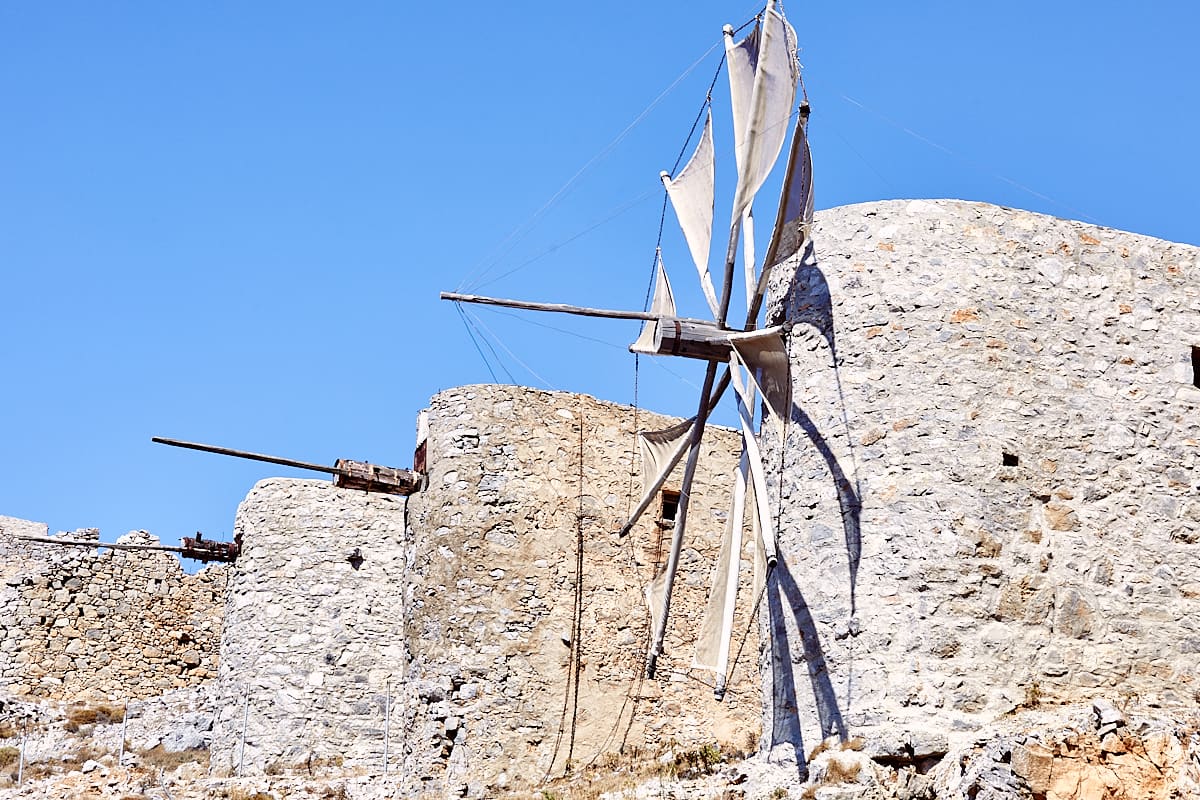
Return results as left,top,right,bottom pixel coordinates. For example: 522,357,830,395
474,186,660,291
457,36,729,295
567,408,586,768
453,303,503,383
726,560,773,692
461,306,554,390
486,307,626,350
543,409,587,780
838,92,1100,225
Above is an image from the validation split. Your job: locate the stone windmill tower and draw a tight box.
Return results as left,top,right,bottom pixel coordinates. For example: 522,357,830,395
756,197,1200,773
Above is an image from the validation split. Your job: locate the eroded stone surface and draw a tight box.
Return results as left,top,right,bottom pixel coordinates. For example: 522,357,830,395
761,199,1200,765
0,517,225,700
401,385,761,795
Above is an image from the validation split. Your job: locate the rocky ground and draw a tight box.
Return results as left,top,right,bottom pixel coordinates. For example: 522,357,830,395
1,687,1197,799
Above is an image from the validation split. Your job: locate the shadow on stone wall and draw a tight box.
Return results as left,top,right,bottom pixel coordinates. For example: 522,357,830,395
764,243,862,774
774,243,862,610
765,550,847,775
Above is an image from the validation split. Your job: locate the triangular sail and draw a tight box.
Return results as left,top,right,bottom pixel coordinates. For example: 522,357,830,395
661,110,718,317
730,352,778,566
729,327,790,423
763,107,815,272
727,2,799,227
645,569,670,625
638,417,692,495
741,208,757,319
630,254,677,355
725,22,757,180
693,440,749,698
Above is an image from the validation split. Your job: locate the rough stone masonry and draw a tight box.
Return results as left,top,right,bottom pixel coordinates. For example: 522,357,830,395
759,199,1200,769
210,386,763,793
0,516,226,701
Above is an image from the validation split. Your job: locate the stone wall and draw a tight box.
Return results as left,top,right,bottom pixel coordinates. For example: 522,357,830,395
402,386,761,796
207,479,409,776
760,200,1200,768
0,516,226,701
208,387,763,795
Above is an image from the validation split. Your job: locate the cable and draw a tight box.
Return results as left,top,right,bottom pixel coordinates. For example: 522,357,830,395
461,306,553,390
486,307,630,350
457,37,729,294
454,303,501,383
475,186,660,291
838,93,1100,225
567,408,586,768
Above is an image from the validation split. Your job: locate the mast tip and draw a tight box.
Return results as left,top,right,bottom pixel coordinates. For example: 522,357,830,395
722,24,734,36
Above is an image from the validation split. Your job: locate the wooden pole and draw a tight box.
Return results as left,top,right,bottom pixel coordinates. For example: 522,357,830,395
383,677,391,777
440,291,722,326
152,437,340,476
237,694,249,777
17,719,25,785
16,535,187,554
118,699,128,768
646,216,744,679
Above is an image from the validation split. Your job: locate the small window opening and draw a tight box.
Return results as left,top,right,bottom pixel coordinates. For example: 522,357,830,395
1002,452,1019,467
660,489,681,524
1191,346,1200,389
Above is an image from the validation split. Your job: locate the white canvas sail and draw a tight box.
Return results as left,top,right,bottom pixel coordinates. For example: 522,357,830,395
725,21,756,178
630,253,677,355
726,3,799,226
693,447,748,691
763,109,815,271
730,352,778,566
661,110,718,317
638,417,693,495
645,569,670,625
741,208,757,318
729,327,790,423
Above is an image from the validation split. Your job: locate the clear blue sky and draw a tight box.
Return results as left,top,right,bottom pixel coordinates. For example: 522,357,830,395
1,2,1196,551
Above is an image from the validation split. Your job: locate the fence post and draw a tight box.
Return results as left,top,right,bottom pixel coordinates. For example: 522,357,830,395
118,699,129,767
383,677,391,776
237,692,249,777
16,719,25,786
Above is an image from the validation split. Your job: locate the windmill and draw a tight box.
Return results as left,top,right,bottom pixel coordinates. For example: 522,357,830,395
442,0,815,699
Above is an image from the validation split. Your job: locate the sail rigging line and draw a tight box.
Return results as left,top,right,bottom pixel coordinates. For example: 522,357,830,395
460,306,555,390
543,409,588,781
830,124,900,195
458,11,763,296
453,303,506,384
567,406,586,769
463,306,519,384
473,186,661,292
455,37,732,295
485,307,629,350
838,92,1100,225
725,560,775,694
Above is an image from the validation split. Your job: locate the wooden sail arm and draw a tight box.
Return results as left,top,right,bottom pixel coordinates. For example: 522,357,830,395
152,437,421,497
440,291,720,327
15,533,241,564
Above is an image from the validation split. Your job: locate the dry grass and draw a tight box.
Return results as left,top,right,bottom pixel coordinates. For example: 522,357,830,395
808,736,863,761
800,738,867,800
520,742,732,800
64,702,125,732
138,745,208,770
223,790,276,800
0,747,18,769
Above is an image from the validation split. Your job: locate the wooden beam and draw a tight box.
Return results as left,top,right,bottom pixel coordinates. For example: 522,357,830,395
650,319,733,362
441,291,716,325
